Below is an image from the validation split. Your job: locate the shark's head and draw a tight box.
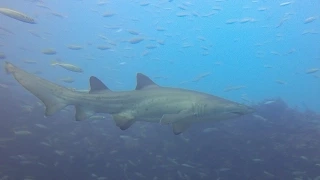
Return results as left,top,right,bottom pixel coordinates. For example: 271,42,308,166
220,102,255,118
194,96,255,122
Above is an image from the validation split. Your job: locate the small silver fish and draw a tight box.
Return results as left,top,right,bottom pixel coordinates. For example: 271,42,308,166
42,48,57,55
51,61,83,73
305,68,319,74
0,8,36,24
304,16,317,24
129,37,144,44
67,45,83,50
60,77,75,83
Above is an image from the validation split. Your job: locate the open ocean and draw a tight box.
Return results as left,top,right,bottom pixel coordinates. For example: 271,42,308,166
0,0,319,180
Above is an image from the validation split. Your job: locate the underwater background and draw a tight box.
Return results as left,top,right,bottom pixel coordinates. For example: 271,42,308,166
0,0,319,179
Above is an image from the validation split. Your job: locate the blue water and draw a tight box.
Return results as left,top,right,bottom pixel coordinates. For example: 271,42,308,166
0,0,319,179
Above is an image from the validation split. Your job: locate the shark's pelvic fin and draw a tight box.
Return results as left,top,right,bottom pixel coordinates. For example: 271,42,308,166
135,73,159,90
75,106,95,121
172,121,191,135
43,97,68,116
89,76,110,93
113,111,136,130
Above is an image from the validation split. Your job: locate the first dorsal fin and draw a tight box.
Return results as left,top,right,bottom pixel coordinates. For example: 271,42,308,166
135,73,159,90
89,76,110,93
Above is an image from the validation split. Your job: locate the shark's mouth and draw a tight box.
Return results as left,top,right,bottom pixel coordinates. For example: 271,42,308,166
231,111,245,115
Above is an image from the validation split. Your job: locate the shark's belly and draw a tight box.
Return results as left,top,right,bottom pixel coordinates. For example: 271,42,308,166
131,99,193,123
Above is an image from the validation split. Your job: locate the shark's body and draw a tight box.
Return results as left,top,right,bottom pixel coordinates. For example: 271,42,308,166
5,62,253,134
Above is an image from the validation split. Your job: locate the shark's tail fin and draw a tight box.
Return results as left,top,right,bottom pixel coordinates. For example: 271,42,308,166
5,61,14,74
5,61,70,116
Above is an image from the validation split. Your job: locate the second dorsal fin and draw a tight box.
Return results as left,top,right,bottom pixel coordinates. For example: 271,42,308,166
89,76,110,93
135,73,159,90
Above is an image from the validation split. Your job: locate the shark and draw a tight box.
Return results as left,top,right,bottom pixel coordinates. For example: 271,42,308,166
4,62,254,135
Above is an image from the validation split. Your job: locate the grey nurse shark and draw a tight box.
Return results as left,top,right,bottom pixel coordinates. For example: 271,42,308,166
4,62,254,135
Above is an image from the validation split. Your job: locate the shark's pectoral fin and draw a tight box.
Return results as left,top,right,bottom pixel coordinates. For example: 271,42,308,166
160,110,191,125
75,106,95,121
172,121,191,135
113,112,136,130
